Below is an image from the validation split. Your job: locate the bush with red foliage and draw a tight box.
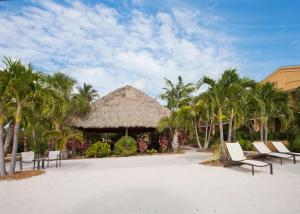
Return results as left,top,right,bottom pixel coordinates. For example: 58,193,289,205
138,140,148,153
178,131,189,146
159,134,169,153
137,134,149,153
66,138,89,156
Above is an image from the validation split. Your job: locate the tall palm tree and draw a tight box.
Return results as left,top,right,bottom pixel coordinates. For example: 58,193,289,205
0,67,12,175
77,83,98,102
2,58,40,174
253,82,293,142
202,69,240,161
226,74,255,143
197,92,215,151
160,76,195,151
160,76,195,112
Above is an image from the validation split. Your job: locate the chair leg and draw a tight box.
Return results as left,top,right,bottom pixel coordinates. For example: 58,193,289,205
270,164,273,175
252,165,254,176
20,161,22,171
293,155,296,164
47,160,49,168
33,161,35,170
280,158,282,165
56,159,58,168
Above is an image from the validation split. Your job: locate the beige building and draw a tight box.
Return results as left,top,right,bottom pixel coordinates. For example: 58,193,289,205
261,65,300,91
257,65,300,132
261,65,300,109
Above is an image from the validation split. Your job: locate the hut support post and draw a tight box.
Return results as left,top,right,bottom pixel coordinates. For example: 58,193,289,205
125,128,128,137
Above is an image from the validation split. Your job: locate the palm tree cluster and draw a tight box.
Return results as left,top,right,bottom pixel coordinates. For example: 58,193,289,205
160,69,293,162
0,57,98,176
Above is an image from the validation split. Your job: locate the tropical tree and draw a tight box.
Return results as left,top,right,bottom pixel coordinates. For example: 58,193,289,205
0,66,12,175
253,82,293,142
160,76,195,151
197,92,215,151
225,74,255,143
202,69,242,161
2,58,40,174
77,83,98,102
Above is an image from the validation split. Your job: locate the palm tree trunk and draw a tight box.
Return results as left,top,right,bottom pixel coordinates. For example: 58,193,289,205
264,122,268,143
23,133,29,152
193,119,202,151
172,129,179,152
9,105,21,175
0,107,6,176
204,123,208,150
260,121,264,142
218,108,226,162
204,119,213,151
4,122,14,154
227,109,234,143
32,129,37,152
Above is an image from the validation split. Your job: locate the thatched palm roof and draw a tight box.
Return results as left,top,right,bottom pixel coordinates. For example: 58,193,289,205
70,85,171,130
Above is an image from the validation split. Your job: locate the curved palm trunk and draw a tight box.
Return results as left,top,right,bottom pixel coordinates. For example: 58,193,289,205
227,109,234,143
9,105,21,175
193,119,202,151
4,122,14,154
0,107,6,176
218,108,226,162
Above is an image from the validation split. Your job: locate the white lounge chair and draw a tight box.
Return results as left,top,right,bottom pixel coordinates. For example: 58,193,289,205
271,141,299,163
20,151,35,170
225,143,273,175
45,151,61,168
253,142,295,164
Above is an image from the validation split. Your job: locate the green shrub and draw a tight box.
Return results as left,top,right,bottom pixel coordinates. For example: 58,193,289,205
291,135,300,152
239,139,253,151
86,142,111,158
114,136,137,156
146,149,157,155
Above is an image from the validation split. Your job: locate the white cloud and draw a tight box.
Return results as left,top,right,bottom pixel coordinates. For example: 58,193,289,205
0,0,241,97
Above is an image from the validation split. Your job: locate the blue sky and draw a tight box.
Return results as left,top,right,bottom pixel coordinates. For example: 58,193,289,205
0,0,299,96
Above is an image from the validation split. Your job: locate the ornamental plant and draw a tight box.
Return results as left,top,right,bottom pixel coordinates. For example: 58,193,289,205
137,133,150,153
159,134,169,153
66,138,89,156
114,136,137,156
85,142,111,158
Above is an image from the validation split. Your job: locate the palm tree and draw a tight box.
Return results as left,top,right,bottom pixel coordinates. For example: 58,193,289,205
2,58,40,174
197,92,215,151
160,76,194,112
253,82,293,142
202,69,241,161
225,74,255,143
0,66,12,176
77,83,98,102
160,76,195,151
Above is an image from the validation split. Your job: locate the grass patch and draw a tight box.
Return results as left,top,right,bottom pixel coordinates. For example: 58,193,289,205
200,159,223,167
0,170,45,181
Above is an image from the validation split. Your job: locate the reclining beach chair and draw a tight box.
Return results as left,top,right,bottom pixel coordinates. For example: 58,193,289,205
20,151,35,170
225,143,273,176
271,141,299,162
45,151,61,168
253,142,295,164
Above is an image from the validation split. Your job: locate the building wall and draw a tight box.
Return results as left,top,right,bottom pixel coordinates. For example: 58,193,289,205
261,65,300,92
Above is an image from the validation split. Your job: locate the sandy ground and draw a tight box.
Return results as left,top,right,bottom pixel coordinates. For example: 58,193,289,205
1,149,300,214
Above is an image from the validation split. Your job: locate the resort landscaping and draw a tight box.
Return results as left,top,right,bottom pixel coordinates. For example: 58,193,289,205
0,58,300,213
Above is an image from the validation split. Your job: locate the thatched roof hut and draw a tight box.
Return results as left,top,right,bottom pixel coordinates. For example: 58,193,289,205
70,85,171,134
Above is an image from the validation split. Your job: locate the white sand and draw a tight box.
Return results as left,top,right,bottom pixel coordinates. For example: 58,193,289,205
1,149,300,214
